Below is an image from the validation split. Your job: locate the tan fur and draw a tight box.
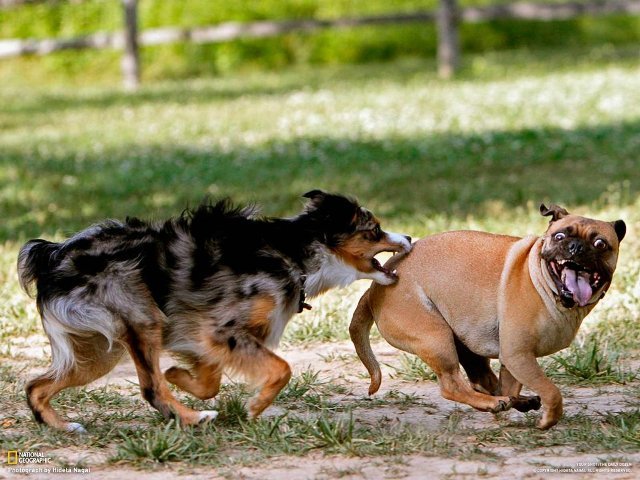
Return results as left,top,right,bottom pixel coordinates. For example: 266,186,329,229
247,296,276,339
124,314,206,426
164,361,222,401
351,215,622,429
26,335,125,430
164,294,291,418
336,234,412,274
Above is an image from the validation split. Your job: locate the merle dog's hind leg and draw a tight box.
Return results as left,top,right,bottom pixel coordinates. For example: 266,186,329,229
124,317,218,426
26,335,124,433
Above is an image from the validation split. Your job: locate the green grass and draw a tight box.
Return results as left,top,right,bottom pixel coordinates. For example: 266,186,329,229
477,411,640,452
108,391,454,467
115,420,208,464
7,45,638,350
388,354,438,382
2,44,640,473
545,339,638,385
2,46,640,243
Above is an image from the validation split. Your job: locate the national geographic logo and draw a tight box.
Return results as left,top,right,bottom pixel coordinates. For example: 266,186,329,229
5,450,91,474
6,450,52,464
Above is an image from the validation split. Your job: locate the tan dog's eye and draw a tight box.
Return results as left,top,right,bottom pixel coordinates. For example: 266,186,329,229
554,232,566,241
594,238,608,250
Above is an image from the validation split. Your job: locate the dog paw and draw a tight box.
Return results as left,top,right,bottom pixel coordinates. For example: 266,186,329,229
198,410,219,424
512,395,542,413
65,422,87,434
537,416,559,430
525,395,542,412
489,398,513,413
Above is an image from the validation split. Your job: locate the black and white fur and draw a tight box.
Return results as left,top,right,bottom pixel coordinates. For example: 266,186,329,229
18,190,412,432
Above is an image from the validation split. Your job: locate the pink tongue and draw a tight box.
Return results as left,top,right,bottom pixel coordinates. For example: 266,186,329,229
563,269,592,307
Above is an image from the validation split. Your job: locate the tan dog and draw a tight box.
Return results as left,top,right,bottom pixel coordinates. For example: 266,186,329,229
350,204,625,429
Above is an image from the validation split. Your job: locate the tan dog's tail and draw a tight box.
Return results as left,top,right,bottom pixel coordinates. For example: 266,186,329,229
349,289,382,395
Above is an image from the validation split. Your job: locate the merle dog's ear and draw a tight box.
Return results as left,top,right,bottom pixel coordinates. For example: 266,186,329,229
303,190,326,201
612,219,626,242
540,203,569,222
303,190,328,210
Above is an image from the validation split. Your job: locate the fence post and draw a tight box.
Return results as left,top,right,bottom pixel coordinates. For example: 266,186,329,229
437,0,459,79
121,0,140,89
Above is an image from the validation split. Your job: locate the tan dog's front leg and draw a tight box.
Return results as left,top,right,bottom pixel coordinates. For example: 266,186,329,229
497,365,542,413
501,353,561,429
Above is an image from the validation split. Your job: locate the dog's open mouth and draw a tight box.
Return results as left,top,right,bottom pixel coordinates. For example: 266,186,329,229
548,259,604,307
368,236,411,282
371,257,398,280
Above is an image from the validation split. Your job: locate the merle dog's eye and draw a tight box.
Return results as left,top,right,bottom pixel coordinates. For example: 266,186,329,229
594,238,608,250
554,232,566,241
363,225,382,241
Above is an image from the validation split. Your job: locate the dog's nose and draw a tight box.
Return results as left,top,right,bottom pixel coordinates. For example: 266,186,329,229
404,235,412,244
568,239,584,255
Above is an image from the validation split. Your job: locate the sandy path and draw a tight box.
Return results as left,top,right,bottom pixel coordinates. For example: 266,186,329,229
3,339,639,480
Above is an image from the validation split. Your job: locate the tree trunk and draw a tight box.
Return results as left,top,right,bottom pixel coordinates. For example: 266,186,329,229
121,0,140,90
437,0,459,79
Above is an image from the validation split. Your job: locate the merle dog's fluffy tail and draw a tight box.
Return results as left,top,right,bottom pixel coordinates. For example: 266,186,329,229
18,239,58,297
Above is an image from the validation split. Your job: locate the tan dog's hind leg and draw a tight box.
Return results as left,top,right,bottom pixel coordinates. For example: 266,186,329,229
165,362,222,400
377,308,514,413
455,339,498,395
501,354,561,428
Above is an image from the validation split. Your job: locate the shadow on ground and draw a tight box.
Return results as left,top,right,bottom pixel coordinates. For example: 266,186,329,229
2,119,638,242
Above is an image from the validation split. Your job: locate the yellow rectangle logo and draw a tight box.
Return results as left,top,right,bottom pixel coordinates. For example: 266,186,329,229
7,451,18,465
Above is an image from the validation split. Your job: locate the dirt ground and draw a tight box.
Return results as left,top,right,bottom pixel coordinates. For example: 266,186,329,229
2,339,639,480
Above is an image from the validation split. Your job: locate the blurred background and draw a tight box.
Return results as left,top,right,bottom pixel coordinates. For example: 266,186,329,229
2,0,638,338
0,0,639,309
1,0,640,85
1,0,639,239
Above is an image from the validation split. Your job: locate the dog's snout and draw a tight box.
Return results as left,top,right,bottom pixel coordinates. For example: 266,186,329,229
568,239,584,255
385,232,412,250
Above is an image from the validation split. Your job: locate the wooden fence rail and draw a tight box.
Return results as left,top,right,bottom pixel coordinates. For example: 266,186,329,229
1,0,639,85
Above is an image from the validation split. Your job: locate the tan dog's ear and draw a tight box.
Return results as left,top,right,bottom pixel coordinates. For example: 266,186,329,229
540,203,569,222
612,220,626,242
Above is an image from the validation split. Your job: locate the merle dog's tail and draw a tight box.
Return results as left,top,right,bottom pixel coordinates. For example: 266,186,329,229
17,239,59,297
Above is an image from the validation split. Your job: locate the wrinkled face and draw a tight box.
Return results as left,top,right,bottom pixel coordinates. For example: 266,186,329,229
333,206,412,284
540,207,625,308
